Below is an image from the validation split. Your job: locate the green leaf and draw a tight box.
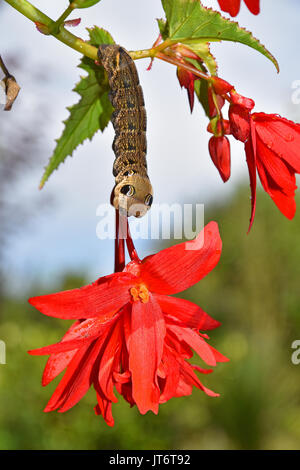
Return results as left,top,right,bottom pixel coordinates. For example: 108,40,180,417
40,27,114,188
161,0,279,72
194,79,210,117
71,0,102,8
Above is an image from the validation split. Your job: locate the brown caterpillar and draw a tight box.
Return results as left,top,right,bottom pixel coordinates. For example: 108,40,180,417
98,44,153,218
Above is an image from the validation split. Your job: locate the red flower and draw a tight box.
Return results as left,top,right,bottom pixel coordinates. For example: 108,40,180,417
217,0,260,17
245,113,300,231
209,136,231,182
28,222,228,426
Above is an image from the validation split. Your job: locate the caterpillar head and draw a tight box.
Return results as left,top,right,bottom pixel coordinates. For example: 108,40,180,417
112,173,153,218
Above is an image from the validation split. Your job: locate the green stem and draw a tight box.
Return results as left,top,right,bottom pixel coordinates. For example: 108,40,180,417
4,0,98,60
49,4,75,35
3,0,203,85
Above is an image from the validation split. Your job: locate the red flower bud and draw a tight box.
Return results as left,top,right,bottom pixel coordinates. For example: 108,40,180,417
207,118,231,136
208,87,225,118
177,67,197,112
209,136,231,182
230,90,255,110
211,76,233,95
229,104,251,142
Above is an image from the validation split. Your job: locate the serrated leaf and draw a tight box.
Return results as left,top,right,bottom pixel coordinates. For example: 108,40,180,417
71,0,102,8
161,0,279,72
187,42,217,75
157,18,168,39
40,27,114,188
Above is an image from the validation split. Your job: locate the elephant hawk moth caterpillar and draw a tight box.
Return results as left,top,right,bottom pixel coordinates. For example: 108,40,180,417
98,44,153,218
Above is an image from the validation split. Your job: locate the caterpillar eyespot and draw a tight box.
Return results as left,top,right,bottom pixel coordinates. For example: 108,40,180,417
144,194,153,207
120,184,135,197
98,44,153,218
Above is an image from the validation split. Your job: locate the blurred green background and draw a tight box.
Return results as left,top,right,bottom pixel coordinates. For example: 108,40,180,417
0,187,300,450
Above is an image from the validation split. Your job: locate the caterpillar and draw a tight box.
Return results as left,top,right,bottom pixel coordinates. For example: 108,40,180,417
98,44,153,218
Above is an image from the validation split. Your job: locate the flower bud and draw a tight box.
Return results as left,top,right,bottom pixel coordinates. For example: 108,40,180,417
230,90,255,110
208,136,231,182
229,104,251,142
211,76,233,95
207,118,231,135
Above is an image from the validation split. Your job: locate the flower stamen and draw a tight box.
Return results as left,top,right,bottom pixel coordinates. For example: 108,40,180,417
130,285,149,303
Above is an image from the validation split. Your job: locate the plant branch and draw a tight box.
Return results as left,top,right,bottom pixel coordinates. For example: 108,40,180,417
4,0,98,60
3,0,213,84
49,4,75,35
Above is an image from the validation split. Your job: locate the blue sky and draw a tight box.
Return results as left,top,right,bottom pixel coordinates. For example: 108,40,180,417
1,0,300,291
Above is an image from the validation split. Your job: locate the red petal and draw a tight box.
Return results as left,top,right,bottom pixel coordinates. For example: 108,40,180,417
253,113,300,173
168,324,217,366
256,136,297,195
129,295,165,414
94,392,114,427
29,273,133,319
174,348,219,397
41,321,80,386
217,0,241,16
140,222,222,295
159,348,180,403
256,156,296,219
177,353,219,397
192,365,213,374
29,338,95,356
244,0,260,15
44,342,92,412
29,317,115,356
55,340,104,413
245,119,257,232
44,319,114,413
155,294,221,330
97,321,122,403
209,345,229,363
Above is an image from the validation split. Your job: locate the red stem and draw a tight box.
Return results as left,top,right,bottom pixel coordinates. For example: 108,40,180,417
114,210,140,270
126,221,140,262
156,52,209,81
114,210,125,272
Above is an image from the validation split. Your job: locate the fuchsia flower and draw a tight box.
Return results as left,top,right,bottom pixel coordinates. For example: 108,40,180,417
28,222,228,426
217,0,260,17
